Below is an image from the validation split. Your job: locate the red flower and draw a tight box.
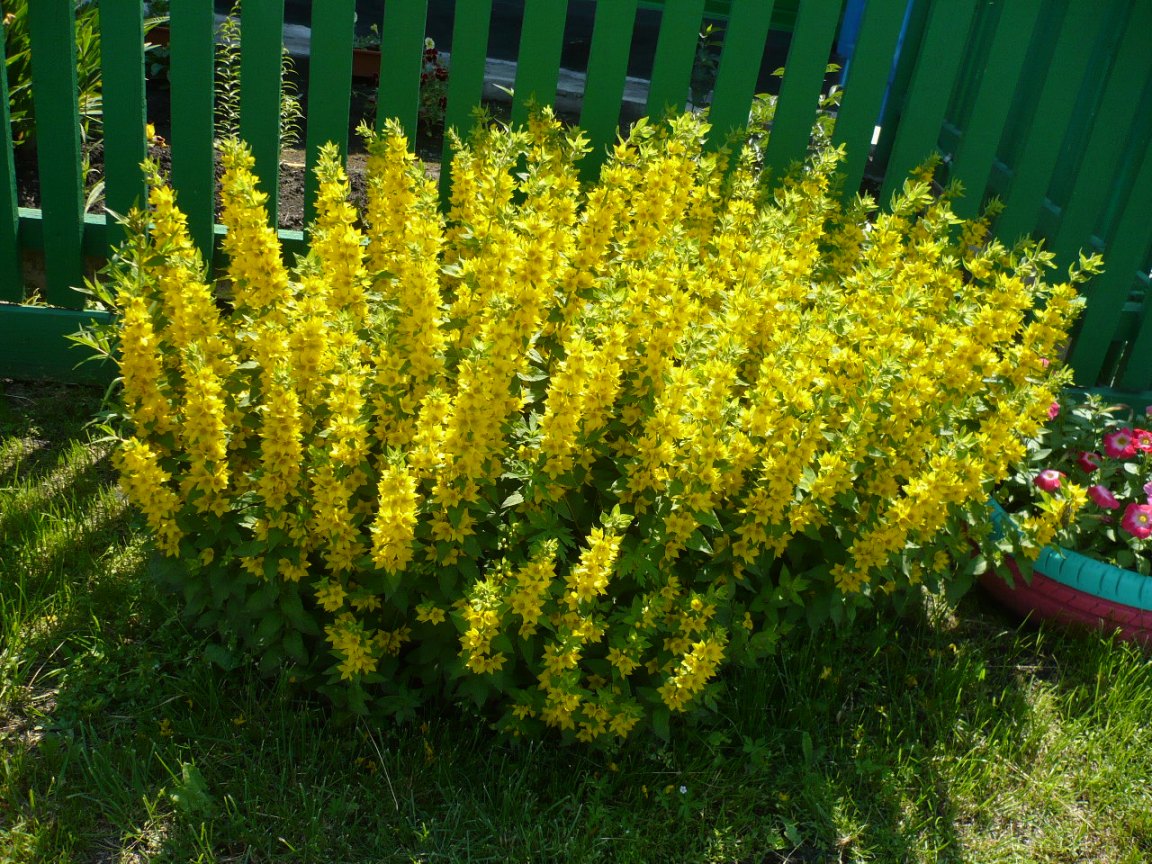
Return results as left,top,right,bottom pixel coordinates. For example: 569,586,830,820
1034,469,1064,492
1077,451,1102,472
1133,428,1152,452
1120,503,1152,539
1103,428,1138,459
1088,484,1121,510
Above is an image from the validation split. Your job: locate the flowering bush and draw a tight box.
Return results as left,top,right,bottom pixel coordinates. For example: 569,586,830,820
990,394,1152,573
90,110,1085,743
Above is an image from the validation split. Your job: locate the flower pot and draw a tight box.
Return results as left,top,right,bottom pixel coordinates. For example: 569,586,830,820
352,48,381,79
980,502,1152,643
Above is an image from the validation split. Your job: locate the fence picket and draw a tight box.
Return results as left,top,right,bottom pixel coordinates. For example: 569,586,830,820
440,0,494,198
1048,2,1152,271
1068,143,1152,388
100,0,147,251
304,0,355,227
761,0,843,179
1120,272,1152,393
947,0,1042,218
375,0,429,138
512,0,569,125
879,0,977,203
27,0,84,308
646,0,706,117
169,1,216,260
831,0,910,199
994,2,1107,243
705,0,775,150
871,0,931,172
0,13,21,302
240,0,285,224
579,0,640,179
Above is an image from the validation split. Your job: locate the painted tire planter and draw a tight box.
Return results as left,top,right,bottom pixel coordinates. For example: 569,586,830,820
980,501,1152,644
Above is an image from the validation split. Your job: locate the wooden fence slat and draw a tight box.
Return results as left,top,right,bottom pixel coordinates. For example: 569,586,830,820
240,0,286,224
994,2,1108,243
831,0,910,199
169,1,217,261
1049,3,1152,271
0,305,114,385
704,0,775,150
948,0,1043,218
0,11,22,302
761,0,843,178
1068,142,1152,387
1120,272,1152,393
871,0,930,172
304,0,355,227
646,0,707,118
375,0,429,137
440,0,493,198
579,0,640,179
100,0,147,252
512,0,569,125
879,0,978,203
27,0,84,308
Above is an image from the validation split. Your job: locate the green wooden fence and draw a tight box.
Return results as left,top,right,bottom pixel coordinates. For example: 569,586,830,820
1,0,1150,404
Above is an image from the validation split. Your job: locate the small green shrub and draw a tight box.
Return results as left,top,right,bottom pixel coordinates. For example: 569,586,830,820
88,111,1084,743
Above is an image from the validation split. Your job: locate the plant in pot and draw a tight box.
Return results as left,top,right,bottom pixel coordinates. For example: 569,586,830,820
981,389,1152,641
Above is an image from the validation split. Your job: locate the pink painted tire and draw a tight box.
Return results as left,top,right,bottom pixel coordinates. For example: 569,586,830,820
980,557,1152,644
980,502,1152,644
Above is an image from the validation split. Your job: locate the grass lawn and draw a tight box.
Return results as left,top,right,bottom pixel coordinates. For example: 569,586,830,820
4,378,1152,863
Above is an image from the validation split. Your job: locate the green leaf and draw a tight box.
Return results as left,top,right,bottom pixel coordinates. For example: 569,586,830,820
651,707,671,742
204,643,238,671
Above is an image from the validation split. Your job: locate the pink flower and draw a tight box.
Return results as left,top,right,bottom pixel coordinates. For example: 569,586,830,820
1145,480,1152,503
1034,469,1064,492
1047,402,1061,420
1103,428,1138,459
1120,503,1152,539
1077,451,1102,472
1088,484,1121,510
1134,428,1152,452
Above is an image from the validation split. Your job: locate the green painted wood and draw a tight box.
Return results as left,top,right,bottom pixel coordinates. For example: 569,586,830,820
1120,275,1152,393
705,0,774,150
994,2,1108,243
27,0,84,308
0,10,22,302
0,305,115,385
304,0,355,227
831,0,911,199
880,0,978,203
872,0,931,170
240,0,286,224
169,1,216,261
512,0,569,125
948,0,1043,218
579,0,640,178
761,0,844,178
100,0,148,251
375,0,428,137
1050,3,1152,272
646,0,707,117
1068,142,1152,388
440,0,493,199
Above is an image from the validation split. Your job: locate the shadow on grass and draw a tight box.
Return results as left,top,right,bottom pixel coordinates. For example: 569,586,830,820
7,575,1139,863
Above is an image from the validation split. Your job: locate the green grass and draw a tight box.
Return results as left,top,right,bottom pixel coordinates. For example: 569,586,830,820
4,379,1152,863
